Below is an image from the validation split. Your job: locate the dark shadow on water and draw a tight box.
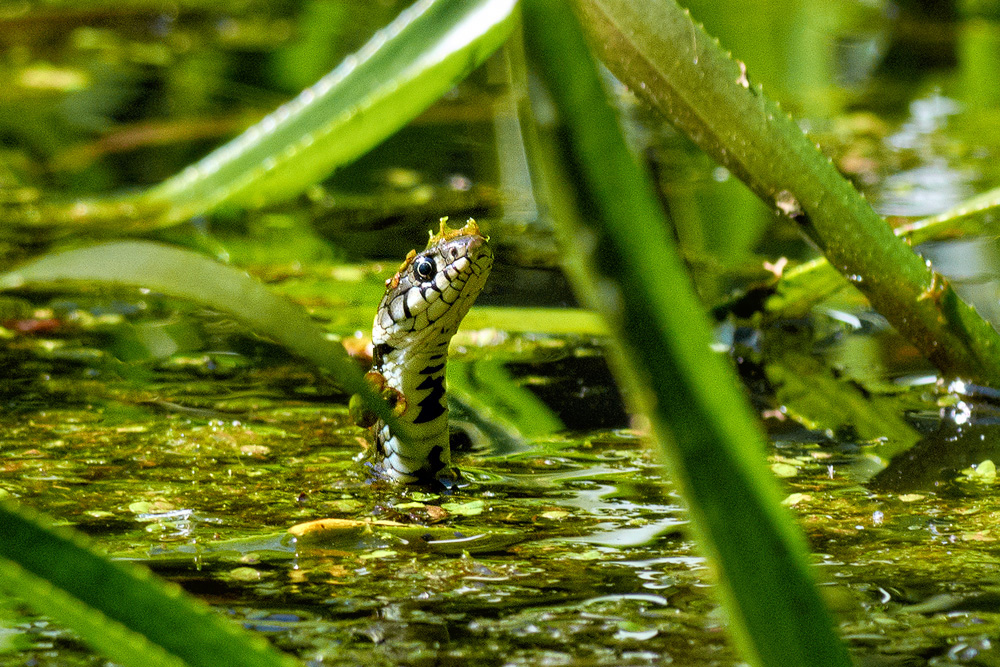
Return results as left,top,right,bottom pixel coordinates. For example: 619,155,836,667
869,403,1000,493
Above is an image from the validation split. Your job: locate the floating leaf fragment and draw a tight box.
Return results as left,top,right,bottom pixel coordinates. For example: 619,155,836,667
961,459,997,483
782,494,811,507
228,567,264,582
771,463,799,478
440,500,486,517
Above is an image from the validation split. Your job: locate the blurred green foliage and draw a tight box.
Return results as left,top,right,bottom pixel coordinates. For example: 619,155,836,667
3,1,1000,667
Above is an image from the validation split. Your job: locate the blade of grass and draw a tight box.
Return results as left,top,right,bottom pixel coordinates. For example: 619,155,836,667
892,186,1000,245
0,499,302,667
461,306,607,335
520,2,852,666
576,0,1000,385
1,0,518,235
0,241,409,442
318,305,609,337
766,351,921,448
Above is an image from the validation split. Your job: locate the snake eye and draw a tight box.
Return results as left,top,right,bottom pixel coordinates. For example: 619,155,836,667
413,256,436,282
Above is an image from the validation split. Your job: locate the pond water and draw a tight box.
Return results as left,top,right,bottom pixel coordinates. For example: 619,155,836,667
5,257,1000,666
4,1,1000,666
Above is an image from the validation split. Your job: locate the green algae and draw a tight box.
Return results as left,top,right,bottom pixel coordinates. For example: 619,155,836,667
5,304,1000,667
11,265,1000,667
2,226,997,667
5,2,1000,666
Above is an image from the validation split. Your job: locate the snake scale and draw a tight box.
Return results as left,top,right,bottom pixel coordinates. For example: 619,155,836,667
365,218,493,483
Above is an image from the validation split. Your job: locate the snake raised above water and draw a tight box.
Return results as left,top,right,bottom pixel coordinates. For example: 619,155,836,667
366,217,493,483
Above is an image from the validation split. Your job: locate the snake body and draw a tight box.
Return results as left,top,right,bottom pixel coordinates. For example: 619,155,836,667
370,218,493,482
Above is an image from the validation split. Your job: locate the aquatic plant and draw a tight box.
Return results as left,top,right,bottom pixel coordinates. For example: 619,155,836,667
0,500,302,667
5,0,1000,666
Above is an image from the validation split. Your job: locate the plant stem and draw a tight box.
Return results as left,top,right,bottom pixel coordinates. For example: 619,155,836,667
577,0,1000,384
766,185,1000,318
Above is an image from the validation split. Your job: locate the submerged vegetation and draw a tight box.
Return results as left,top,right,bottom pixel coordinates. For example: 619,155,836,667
3,1,1000,666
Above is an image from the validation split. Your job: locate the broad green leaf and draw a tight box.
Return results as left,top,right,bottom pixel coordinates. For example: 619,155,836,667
0,0,518,235
0,558,187,667
0,500,302,667
766,351,921,449
576,0,1000,385
449,358,564,447
142,0,519,223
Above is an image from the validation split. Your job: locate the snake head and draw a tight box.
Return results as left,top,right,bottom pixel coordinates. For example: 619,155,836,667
373,217,493,350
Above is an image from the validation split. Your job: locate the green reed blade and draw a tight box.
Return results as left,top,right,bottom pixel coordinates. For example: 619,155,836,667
0,0,518,236
142,0,519,223
0,499,302,667
521,1,853,665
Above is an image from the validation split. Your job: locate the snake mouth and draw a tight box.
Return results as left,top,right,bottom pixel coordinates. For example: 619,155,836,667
461,235,492,274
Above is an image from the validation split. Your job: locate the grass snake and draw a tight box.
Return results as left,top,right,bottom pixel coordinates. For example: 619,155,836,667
362,217,493,483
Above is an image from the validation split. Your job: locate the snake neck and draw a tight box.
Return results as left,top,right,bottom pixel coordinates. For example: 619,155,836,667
372,343,451,482
366,218,492,484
